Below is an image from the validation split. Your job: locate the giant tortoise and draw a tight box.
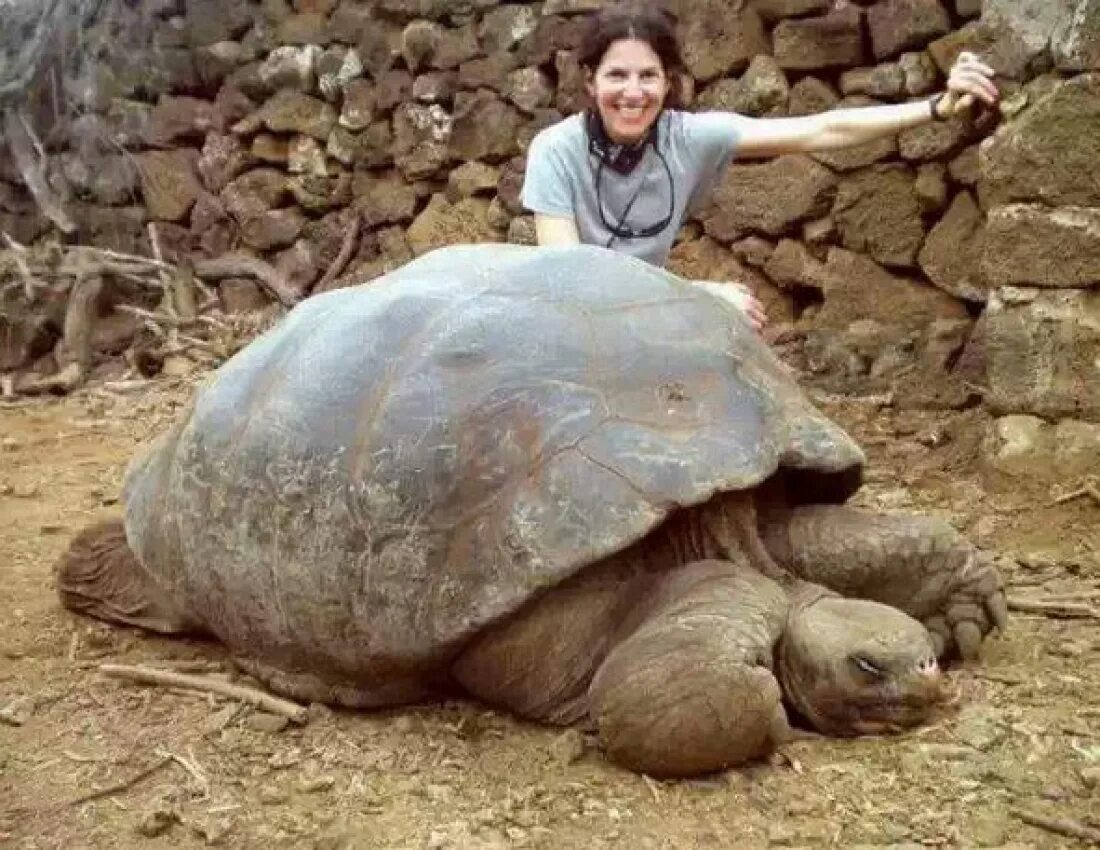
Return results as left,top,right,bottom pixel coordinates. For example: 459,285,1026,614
58,245,1007,777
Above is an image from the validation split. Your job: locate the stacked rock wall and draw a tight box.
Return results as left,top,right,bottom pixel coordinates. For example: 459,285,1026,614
1,0,1098,479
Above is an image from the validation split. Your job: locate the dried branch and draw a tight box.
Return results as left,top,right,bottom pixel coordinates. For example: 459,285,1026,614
114,304,199,330
1051,480,1100,508
0,230,44,298
59,247,174,284
98,663,309,723
173,262,198,320
1011,807,1100,845
1007,598,1100,621
56,273,102,371
314,210,360,293
2,108,74,233
194,253,299,307
16,273,101,395
66,756,173,807
75,246,174,272
16,361,84,396
154,748,209,797
0,0,66,102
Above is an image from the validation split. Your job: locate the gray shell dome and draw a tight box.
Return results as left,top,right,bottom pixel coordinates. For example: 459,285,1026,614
122,244,864,704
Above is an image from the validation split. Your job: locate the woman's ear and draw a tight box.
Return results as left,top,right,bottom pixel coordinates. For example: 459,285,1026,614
584,69,596,101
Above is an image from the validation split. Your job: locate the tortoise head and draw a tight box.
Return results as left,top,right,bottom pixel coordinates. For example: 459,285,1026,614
777,583,947,737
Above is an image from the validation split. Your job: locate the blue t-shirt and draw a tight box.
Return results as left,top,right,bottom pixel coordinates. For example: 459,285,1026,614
520,110,742,267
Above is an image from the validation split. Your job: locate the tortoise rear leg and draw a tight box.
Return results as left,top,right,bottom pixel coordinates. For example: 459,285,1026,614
56,519,197,634
761,505,1009,660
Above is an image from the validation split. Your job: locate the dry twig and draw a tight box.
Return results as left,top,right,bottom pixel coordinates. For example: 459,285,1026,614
1,230,43,298
2,108,74,233
155,747,209,796
1011,807,1100,845
1052,480,1100,508
194,253,299,307
15,272,106,396
1007,598,1100,621
98,663,309,723
315,210,360,292
16,361,85,395
114,304,198,330
66,755,173,806
71,245,174,272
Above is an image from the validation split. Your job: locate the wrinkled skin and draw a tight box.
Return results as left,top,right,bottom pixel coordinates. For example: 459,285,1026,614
449,489,981,776
757,498,1009,661
779,585,945,737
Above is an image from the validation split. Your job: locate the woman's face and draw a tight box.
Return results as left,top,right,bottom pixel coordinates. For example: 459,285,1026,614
586,38,670,145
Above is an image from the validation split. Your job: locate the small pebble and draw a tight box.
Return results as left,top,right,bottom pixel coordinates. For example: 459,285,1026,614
191,816,234,846
426,830,448,849
247,713,290,734
1017,551,1056,571
1081,766,1100,789
0,697,34,727
548,729,585,766
307,702,335,724
299,775,336,793
136,808,179,838
268,748,302,769
1,437,19,451
920,743,975,760
259,786,288,805
203,705,240,736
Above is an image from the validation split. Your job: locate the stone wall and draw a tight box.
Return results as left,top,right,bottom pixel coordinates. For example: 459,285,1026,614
1,0,1099,474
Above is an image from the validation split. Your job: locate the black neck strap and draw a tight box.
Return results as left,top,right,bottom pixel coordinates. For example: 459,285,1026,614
584,109,660,176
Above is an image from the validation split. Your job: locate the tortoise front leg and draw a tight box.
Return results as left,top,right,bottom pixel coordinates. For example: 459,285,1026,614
588,560,791,777
760,505,1008,660
454,558,791,777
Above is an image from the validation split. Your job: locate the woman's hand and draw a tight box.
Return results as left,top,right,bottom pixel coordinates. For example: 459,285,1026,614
693,281,768,332
936,52,999,117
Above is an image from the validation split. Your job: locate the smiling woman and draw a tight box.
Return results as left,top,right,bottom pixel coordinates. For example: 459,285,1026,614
520,1,1000,333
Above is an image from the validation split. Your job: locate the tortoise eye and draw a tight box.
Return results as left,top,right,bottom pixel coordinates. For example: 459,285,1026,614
851,656,884,678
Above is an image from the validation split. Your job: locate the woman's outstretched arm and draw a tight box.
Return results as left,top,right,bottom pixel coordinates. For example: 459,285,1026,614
733,52,998,159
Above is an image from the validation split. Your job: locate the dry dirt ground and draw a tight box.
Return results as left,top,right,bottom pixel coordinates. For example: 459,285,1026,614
1,379,1098,850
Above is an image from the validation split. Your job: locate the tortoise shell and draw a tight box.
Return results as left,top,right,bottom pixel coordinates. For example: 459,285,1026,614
122,244,863,703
